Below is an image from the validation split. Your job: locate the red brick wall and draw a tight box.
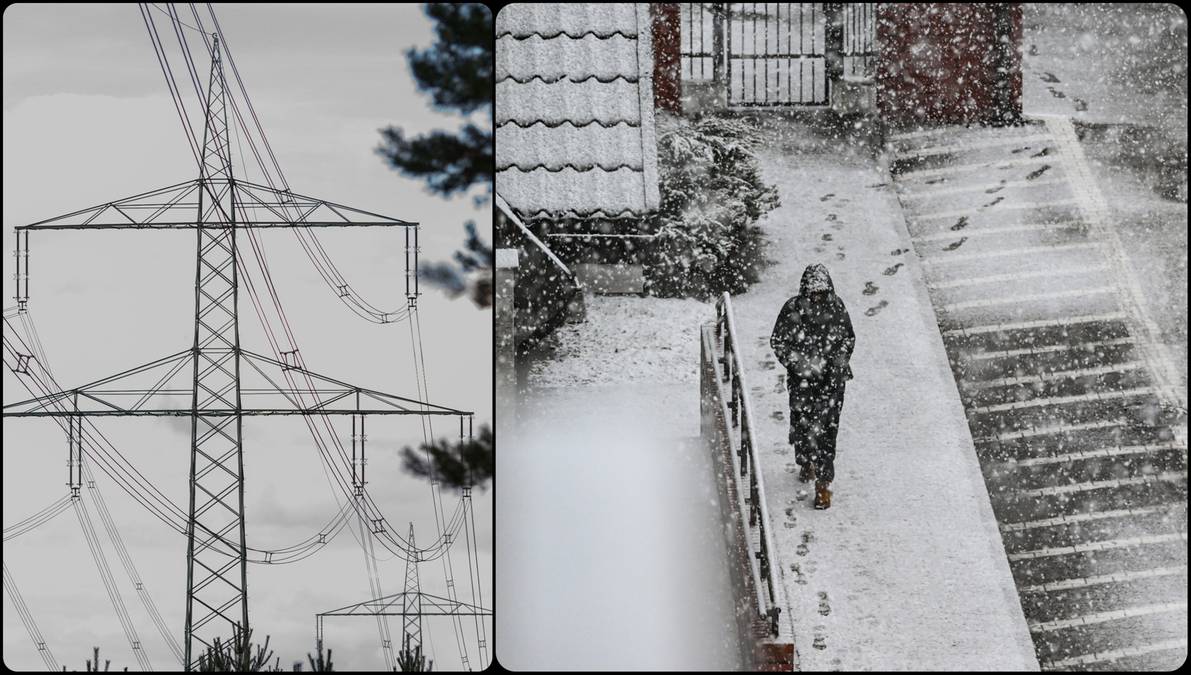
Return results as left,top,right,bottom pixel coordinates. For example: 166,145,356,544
877,3,1022,126
651,3,682,115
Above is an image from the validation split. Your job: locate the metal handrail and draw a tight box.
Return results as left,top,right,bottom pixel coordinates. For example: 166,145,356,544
714,291,787,638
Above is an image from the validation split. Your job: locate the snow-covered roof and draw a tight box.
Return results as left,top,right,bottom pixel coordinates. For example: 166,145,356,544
495,3,661,222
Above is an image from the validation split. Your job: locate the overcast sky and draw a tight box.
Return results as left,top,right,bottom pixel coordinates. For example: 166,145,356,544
2,3,491,671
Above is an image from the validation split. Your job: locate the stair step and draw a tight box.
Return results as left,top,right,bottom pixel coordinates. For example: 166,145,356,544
1030,605,1187,665
1019,567,1187,623
992,475,1187,524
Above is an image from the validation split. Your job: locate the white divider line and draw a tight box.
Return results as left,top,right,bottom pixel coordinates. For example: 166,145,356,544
970,386,1156,415
943,287,1115,314
901,176,1066,200
1008,531,1187,561
942,311,1126,338
893,133,1054,161
1007,472,1186,500
907,197,1079,222
1041,637,1187,669
914,220,1085,243
965,360,1144,389
1007,442,1184,469
887,125,970,143
1029,602,1187,633
899,154,1058,182
974,418,1123,444
932,265,1108,291
964,336,1134,361
1000,505,1172,533
1019,565,1185,593
920,241,1103,267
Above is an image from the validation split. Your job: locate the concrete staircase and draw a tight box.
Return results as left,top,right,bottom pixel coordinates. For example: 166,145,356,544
890,120,1188,671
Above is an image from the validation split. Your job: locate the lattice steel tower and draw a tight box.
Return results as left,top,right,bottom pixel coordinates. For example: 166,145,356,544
4,31,471,670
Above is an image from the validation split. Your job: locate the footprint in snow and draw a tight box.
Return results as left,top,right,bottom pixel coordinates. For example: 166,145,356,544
818,591,832,616
865,300,889,317
862,281,879,296
1074,98,1089,112
825,213,838,222
822,233,833,242
985,185,1004,194
791,562,808,585
950,216,969,231
943,237,968,252
1039,71,1061,83
1010,145,1031,154
771,410,785,421
983,196,1005,208
820,193,835,201
812,626,828,650
866,182,888,188
924,176,946,185
882,262,904,276
835,252,846,261
1047,86,1067,99
1026,164,1051,180
1031,147,1052,158
761,359,777,370
890,248,909,256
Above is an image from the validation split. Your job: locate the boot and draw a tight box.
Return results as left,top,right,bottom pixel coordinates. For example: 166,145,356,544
813,480,832,510
798,463,815,483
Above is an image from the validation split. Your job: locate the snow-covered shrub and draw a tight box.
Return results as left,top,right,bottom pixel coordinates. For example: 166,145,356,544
647,116,779,298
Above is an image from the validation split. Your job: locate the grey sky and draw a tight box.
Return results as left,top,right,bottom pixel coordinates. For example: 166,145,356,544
3,3,491,671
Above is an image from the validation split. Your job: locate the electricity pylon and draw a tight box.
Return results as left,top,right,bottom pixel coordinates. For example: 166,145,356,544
402,523,423,652
314,519,491,664
2,35,470,669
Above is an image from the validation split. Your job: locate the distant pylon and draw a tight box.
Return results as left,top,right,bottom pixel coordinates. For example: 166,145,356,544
402,523,422,651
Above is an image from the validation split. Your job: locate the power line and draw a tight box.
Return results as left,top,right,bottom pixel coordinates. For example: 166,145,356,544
148,2,205,34
3,562,60,672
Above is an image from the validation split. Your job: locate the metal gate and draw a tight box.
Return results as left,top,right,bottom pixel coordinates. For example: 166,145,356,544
726,3,826,106
679,3,876,109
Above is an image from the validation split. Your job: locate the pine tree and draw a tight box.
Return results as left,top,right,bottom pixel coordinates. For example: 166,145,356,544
377,4,493,308
400,424,493,491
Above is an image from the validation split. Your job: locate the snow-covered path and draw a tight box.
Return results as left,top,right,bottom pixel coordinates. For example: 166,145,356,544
727,124,1039,670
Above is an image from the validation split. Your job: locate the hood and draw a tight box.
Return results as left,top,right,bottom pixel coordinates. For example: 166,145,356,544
800,263,835,295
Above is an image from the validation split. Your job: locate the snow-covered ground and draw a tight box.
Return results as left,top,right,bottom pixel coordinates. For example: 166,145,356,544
498,295,744,670
1024,3,1188,392
726,120,1039,671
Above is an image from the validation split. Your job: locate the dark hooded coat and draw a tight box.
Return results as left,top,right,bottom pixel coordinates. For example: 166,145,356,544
770,264,855,482
771,265,855,384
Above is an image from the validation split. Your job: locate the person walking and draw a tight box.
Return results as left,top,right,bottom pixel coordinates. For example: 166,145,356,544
770,264,855,509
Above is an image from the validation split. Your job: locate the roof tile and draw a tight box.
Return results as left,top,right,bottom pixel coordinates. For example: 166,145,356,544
496,167,650,215
496,34,640,83
496,4,638,38
496,79,643,126
496,123,644,171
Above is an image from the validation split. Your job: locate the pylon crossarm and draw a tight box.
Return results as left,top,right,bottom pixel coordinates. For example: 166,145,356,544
239,349,471,416
317,592,491,617
1,349,193,416
16,179,417,231
18,181,203,230
2,347,471,418
233,180,416,227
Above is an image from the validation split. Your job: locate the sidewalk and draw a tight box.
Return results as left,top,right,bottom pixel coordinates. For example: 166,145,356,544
728,121,1039,670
